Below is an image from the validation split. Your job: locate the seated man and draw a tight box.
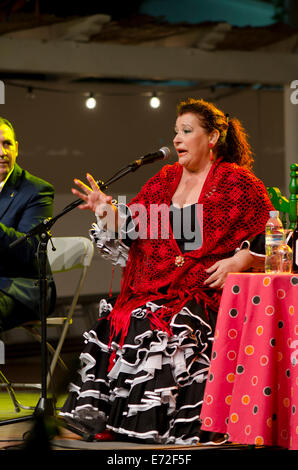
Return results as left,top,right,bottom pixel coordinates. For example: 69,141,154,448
0,117,56,335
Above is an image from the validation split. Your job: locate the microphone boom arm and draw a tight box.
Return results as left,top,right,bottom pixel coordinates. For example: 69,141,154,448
9,159,145,249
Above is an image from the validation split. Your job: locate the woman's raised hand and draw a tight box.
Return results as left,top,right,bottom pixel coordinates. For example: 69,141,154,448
72,173,114,218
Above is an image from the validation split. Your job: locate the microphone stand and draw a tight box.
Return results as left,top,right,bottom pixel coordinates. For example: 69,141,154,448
0,160,145,447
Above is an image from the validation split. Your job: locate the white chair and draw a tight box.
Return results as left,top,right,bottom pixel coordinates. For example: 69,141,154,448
23,236,94,388
0,236,94,410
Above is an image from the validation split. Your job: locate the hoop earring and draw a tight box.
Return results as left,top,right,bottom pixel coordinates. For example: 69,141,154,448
208,142,214,161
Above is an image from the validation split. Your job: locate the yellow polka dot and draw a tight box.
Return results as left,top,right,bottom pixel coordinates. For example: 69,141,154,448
215,329,219,340
256,326,263,336
255,436,264,446
296,426,298,435
289,305,295,316
225,395,232,405
283,398,290,408
263,277,271,287
241,395,250,405
230,413,239,423
227,373,235,383
245,345,255,356
267,417,272,428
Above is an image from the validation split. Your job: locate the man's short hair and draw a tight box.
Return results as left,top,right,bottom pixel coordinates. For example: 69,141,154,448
0,117,16,141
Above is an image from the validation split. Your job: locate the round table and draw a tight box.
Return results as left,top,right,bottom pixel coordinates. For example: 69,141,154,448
200,273,298,450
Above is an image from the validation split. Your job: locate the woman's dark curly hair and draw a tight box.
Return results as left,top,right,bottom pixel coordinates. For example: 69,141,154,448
176,98,254,170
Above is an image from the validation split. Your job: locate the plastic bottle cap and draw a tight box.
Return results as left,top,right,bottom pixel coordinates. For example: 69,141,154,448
269,210,279,217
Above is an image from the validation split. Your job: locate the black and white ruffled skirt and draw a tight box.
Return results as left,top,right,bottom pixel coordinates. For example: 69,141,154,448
60,297,217,445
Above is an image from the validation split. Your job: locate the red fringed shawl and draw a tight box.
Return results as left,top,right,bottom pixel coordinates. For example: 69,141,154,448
107,159,274,346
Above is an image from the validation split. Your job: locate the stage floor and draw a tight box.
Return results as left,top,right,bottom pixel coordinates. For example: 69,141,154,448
0,390,287,452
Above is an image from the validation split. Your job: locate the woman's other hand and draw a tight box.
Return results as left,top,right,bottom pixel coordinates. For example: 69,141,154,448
203,249,263,289
204,257,241,289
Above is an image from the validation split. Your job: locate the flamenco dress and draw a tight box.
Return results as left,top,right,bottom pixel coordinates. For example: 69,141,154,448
60,203,262,444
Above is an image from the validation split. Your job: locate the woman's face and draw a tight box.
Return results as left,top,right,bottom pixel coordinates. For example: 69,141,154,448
173,112,211,172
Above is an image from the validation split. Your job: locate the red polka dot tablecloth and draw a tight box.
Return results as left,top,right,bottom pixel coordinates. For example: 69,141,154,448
200,273,298,450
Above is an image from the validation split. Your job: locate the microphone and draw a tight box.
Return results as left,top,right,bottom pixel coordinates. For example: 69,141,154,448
131,146,172,167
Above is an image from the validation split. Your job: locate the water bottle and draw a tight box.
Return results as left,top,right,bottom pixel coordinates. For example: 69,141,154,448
265,210,284,273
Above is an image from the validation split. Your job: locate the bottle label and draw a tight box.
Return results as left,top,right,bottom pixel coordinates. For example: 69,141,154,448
296,238,298,266
265,233,283,246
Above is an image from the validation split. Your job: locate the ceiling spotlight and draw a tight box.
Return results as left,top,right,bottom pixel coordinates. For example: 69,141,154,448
85,93,97,110
149,93,160,109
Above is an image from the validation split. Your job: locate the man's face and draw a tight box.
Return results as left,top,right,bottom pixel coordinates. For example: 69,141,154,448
0,124,18,183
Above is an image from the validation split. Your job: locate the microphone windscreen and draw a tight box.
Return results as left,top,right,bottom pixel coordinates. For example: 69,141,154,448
160,146,172,160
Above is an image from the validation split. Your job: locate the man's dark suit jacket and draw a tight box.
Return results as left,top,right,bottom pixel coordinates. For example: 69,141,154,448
0,163,56,318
